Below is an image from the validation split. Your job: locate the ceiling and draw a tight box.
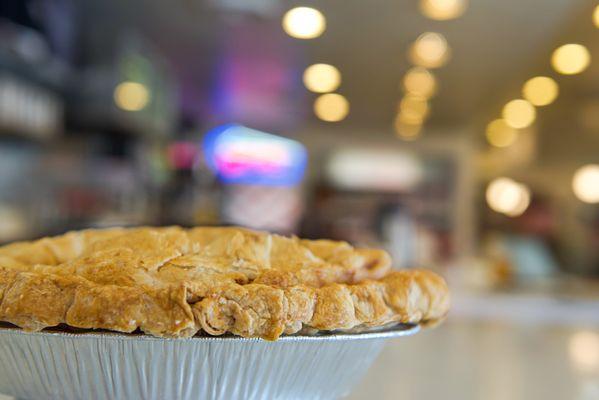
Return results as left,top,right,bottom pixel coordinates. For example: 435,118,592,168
77,0,599,138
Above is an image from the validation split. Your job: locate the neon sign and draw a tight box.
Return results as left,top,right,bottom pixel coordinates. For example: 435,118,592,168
203,124,307,186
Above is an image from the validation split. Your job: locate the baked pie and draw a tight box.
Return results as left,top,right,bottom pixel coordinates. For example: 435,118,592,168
0,226,449,340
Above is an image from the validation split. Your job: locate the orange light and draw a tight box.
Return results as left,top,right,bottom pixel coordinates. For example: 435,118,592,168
551,44,590,75
114,81,150,111
572,164,599,203
486,119,517,148
409,32,450,69
420,0,468,20
522,76,559,106
303,64,341,93
502,99,536,129
282,7,326,39
314,93,349,122
486,177,531,217
403,67,437,99
394,115,422,140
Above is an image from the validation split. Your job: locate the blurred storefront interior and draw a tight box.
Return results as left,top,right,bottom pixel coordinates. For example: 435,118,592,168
2,0,599,276
3,1,599,276
1,1,599,396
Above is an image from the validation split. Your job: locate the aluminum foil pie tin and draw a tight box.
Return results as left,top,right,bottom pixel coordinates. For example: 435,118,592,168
0,324,419,400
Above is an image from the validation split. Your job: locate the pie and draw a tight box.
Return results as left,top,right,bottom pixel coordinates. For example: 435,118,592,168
0,226,450,340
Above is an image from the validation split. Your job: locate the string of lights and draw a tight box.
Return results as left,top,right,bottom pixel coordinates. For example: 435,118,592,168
395,0,465,141
485,6,599,216
282,6,349,123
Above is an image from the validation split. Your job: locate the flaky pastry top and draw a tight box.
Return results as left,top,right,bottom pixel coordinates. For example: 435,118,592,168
0,226,449,340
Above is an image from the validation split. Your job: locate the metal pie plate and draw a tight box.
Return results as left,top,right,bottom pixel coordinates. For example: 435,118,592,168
0,323,421,400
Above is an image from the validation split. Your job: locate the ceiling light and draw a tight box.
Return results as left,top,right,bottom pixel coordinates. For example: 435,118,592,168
502,99,536,129
282,7,326,39
402,67,437,99
394,115,422,140
486,177,531,217
397,110,425,125
593,5,599,28
572,164,599,203
486,119,518,148
399,95,429,120
409,32,450,69
551,44,590,75
420,0,468,21
314,93,349,122
522,76,559,106
303,64,341,93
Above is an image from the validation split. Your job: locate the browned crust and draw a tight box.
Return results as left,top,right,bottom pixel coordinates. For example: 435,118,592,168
0,226,449,340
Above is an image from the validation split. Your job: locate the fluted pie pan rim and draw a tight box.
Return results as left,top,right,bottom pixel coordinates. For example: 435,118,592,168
0,321,422,342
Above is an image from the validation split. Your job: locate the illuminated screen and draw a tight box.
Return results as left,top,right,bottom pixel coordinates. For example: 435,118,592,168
202,124,307,186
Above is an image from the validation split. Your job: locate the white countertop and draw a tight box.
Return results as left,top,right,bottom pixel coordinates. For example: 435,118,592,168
348,319,599,400
347,287,599,400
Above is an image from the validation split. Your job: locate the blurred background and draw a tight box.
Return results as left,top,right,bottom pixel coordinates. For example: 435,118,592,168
0,0,599,398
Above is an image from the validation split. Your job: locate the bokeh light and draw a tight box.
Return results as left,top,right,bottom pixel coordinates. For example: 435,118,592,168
572,164,599,203
114,81,150,111
593,5,599,28
502,99,536,129
486,119,518,148
420,0,468,20
314,93,349,122
397,111,424,125
486,177,531,217
569,330,599,373
551,44,590,75
409,32,450,69
303,64,341,93
394,115,422,141
399,95,429,121
522,76,559,106
282,7,326,39
403,67,437,99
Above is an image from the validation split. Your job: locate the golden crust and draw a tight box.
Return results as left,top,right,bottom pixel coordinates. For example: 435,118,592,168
0,226,449,340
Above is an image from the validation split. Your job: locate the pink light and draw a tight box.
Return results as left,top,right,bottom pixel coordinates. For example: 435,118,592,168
167,142,198,170
203,124,308,186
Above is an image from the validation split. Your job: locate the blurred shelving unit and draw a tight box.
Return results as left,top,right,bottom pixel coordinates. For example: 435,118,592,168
0,10,178,242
